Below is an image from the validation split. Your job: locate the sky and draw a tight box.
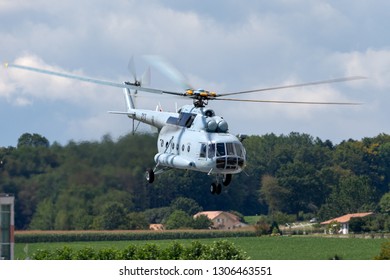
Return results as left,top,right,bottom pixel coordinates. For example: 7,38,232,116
1,0,390,147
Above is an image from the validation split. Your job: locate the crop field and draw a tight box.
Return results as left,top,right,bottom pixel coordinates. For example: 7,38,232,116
14,236,387,260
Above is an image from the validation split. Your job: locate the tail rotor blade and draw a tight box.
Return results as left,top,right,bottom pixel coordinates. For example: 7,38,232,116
127,56,138,84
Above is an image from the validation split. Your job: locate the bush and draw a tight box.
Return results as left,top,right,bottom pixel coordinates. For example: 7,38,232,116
162,242,185,260
16,230,256,243
349,217,366,233
200,240,248,260
374,241,390,260
182,241,205,260
31,240,248,260
75,247,97,260
165,210,193,230
254,217,271,236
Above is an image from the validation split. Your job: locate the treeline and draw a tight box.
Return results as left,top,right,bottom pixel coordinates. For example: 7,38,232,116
1,132,390,230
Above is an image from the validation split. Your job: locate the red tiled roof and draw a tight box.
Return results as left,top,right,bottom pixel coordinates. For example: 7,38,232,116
321,212,373,225
194,211,239,221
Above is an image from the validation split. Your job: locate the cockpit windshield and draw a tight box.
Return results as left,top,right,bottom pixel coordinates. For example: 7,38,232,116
208,142,245,158
210,142,246,170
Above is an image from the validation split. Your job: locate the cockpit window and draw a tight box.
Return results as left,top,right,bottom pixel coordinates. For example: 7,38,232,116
215,142,246,170
234,142,244,157
216,143,226,156
226,143,235,155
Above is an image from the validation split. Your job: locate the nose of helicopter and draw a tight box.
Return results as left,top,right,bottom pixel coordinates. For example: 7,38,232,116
215,155,246,173
212,141,246,173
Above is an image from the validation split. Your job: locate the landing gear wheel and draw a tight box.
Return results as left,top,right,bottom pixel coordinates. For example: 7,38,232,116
210,183,222,195
222,174,232,186
216,183,222,195
210,182,217,195
145,168,155,183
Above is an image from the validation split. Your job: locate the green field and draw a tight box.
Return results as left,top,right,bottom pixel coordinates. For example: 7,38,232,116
14,236,387,260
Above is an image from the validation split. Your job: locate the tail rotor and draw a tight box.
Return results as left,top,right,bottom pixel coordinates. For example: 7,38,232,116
124,56,151,110
127,56,151,89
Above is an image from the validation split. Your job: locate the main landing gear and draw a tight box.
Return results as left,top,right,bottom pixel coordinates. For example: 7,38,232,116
145,168,155,183
210,174,232,195
145,165,171,183
145,167,232,196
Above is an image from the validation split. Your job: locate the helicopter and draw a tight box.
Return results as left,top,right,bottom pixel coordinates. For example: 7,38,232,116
4,57,364,195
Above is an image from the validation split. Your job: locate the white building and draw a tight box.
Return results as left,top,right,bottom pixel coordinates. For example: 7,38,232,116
0,194,15,260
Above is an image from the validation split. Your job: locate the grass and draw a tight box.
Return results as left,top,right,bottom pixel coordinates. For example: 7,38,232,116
244,216,260,225
14,235,386,260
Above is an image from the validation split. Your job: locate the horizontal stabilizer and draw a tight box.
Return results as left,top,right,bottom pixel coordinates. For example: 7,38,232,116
108,111,135,116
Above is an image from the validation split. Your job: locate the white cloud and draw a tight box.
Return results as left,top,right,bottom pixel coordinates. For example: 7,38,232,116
334,49,390,90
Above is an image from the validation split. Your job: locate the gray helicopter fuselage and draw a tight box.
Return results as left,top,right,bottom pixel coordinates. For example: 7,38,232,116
147,105,246,175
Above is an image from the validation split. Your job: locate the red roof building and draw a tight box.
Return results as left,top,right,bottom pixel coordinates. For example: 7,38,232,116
321,212,374,234
194,211,248,230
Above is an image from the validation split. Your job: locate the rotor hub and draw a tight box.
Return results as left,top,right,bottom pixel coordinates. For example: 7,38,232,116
185,89,217,107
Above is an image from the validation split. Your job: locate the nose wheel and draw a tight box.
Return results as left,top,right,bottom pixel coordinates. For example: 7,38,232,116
210,182,222,195
210,174,232,195
222,174,232,186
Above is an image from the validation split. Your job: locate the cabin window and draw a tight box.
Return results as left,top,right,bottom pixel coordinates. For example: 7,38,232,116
172,143,175,150
182,144,185,152
200,144,207,158
187,145,191,153
160,139,164,148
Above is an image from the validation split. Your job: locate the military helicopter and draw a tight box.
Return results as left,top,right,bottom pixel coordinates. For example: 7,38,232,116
4,57,364,194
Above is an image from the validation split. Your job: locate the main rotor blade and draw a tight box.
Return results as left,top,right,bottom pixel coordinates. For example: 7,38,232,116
4,62,184,96
219,76,366,97
216,97,362,105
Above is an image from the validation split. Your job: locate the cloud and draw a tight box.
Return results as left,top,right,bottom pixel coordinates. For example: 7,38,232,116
334,49,390,90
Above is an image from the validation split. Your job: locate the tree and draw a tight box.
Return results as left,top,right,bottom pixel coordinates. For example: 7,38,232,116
170,197,203,215
259,175,290,214
127,212,149,230
379,192,390,213
3,131,390,230
276,161,327,214
349,217,366,233
29,198,56,230
165,210,193,230
192,214,213,229
319,175,376,219
96,202,128,230
17,133,49,148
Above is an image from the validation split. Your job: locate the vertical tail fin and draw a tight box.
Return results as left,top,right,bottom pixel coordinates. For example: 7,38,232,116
123,86,136,110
